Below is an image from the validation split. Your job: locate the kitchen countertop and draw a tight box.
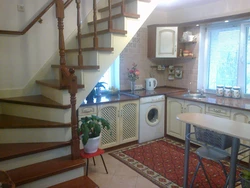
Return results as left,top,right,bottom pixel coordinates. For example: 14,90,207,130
80,86,250,111
166,92,250,111
80,93,139,106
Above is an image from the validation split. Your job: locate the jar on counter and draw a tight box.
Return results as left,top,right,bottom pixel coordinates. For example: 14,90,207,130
216,85,224,97
232,86,241,99
224,86,232,97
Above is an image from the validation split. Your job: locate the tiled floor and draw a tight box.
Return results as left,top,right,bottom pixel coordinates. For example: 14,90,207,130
87,147,242,188
87,151,159,188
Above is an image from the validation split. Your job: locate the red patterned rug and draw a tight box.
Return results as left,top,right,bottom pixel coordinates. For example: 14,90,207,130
110,137,240,188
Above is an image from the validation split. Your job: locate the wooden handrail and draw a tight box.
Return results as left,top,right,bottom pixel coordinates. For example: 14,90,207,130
0,0,73,35
93,0,98,48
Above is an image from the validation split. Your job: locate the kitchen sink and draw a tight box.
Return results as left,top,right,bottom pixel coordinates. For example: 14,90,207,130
182,93,206,98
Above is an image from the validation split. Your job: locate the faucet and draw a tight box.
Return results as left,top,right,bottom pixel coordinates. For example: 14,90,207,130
197,87,204,95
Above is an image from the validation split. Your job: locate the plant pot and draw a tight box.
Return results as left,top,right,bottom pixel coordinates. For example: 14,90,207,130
240,173,250,188
84,135,100,153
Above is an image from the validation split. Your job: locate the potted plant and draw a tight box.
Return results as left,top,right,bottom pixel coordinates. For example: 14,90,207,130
78,115,110,153
95,82,107,97
240,169,250,188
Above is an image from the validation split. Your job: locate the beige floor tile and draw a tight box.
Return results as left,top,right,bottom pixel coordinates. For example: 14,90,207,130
105,175,138,188
136,175,160,188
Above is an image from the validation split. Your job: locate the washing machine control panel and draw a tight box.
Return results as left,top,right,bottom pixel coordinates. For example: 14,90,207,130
140,95,165,104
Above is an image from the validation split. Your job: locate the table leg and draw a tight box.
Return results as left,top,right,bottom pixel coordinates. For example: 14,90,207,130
228,137,240,188
183,123,191,188
86,158,89,176
100,154,108,174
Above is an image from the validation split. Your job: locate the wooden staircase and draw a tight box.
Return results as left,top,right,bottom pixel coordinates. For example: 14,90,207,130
0,0,158,187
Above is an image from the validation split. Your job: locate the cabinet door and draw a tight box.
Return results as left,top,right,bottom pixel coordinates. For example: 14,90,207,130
167,98,184,140
184,101,205,133
98,103,119,149
231,109,250,163
156,27,178,58
119,100,139,144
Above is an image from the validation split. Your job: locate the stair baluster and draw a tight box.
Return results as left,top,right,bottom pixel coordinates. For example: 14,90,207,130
108,0,113,30
93,0,98,48
75,0,83,66
55,0,67,87
121,0,125,15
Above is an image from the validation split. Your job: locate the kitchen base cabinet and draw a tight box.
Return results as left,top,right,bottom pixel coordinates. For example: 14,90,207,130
98,100,139,149
231,109,250,163
166,98,205,140
167,98,184,140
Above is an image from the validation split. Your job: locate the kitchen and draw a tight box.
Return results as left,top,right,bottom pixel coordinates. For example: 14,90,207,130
78,0,250,187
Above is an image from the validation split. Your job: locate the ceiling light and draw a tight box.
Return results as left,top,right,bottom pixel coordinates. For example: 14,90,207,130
225,20,229,23
196,24,199,26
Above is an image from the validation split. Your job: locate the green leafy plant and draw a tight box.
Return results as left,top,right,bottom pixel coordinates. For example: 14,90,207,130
78,115,110,145
95,82,107,89
241,170,250,180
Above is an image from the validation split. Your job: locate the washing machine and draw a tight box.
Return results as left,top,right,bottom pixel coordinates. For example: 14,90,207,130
139,95,165,143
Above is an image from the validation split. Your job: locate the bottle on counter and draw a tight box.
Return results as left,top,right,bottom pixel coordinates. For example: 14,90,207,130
216,85,224,97
224,86,232,98
232,86,241,99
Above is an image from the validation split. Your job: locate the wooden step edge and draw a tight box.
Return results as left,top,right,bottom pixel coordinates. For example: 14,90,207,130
0,95,71,109
0,114,71,129
48,176,99,188
66,47,114,53
81,29,127,38
7,155,85,186
88,13,140,25
36,80,85,90
0,142,71,161
51,65,100,70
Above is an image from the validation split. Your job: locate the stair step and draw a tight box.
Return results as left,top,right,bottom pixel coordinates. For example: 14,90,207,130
0,142,71,161
0,95,71,109
81,29,127,38
51,65,100,70
49,176,99,188
88,12,140,25
98,0,150,12
36,79,84,90
0,114,70,129
7,155,85,186
66,47,114,53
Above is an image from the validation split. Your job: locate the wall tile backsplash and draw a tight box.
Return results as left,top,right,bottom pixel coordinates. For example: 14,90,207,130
120,27,199,92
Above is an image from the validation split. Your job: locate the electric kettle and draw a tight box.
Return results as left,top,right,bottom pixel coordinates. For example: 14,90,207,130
145,78,157,90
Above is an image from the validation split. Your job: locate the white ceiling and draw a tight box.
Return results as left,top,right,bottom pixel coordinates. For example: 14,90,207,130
157,0,222,10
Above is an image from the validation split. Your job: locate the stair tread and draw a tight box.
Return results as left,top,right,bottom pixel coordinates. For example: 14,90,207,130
36,79,85,90
49,176,99,188
66,47,114,53
0,142,71,161
7,155,85,186
0,95,71,109
81,29,127,38
51,65,100,70
88,12,140,25
0,114,71,129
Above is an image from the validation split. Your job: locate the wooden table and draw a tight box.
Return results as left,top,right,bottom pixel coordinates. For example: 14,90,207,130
176,113,250,188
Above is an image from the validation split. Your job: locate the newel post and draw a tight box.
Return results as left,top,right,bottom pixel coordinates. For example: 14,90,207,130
68,68,80,159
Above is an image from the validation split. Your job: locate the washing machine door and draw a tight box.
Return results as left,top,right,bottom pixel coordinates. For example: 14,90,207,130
146,105,160,126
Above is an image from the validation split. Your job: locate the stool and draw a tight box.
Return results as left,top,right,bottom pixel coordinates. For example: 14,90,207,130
80,148,108,176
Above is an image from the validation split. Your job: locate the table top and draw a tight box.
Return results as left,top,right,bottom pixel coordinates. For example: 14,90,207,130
176,113,250,142
80,148,104,158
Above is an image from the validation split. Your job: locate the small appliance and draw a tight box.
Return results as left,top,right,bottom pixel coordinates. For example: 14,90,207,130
145,78,157,90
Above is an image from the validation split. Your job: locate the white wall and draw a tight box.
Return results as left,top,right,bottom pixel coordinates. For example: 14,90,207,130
143,0,250,26
0,0,97,96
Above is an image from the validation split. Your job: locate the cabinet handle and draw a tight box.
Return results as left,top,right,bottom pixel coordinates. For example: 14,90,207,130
118,110,120,117
213,109,221,113
120,109,123,117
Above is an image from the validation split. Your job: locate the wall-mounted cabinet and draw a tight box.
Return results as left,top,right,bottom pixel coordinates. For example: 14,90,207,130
148,26,178,58
148,25,197,59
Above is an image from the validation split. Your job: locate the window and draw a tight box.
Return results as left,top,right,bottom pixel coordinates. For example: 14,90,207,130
199,20,250,95
98,56,120,90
